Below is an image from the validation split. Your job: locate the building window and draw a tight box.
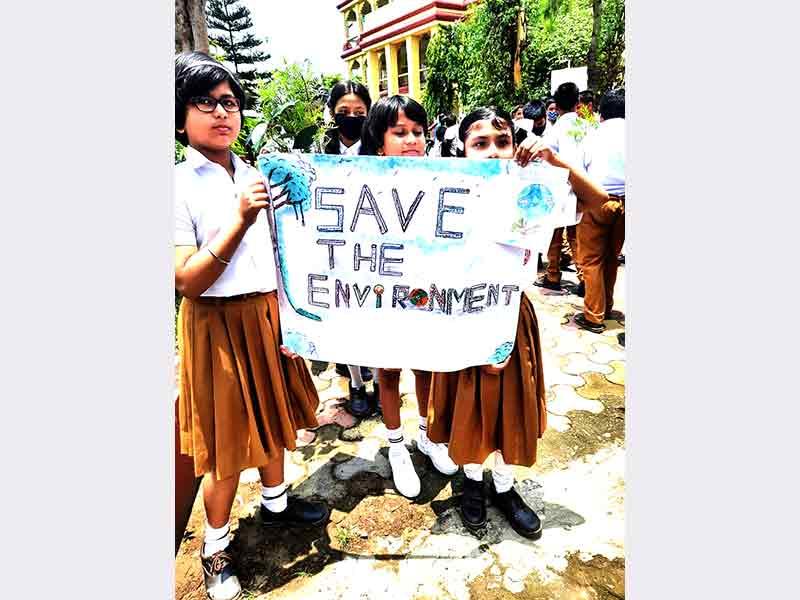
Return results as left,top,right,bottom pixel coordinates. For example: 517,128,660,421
350,60,362,81
346,10,358,42
419,33,431,87
360,2,371,29
397,43,409,92
379,52,388,94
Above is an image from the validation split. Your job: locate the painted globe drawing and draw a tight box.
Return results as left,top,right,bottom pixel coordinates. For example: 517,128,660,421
409,288,429,307
516,183,555,219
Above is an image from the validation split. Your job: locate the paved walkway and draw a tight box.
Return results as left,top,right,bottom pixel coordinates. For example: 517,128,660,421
176,265,626,600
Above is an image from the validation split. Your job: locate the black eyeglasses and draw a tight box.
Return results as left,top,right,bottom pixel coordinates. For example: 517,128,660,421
189,95,241,113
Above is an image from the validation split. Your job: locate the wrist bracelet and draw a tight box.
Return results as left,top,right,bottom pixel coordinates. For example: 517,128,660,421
207,248,230,266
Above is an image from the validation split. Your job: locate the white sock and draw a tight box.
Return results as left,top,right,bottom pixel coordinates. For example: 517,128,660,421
463,463,483,482
261,483,288,512
348,364,364,388
418,416,429,444
492,452,514,493
387,426,406,456
202,520,230,557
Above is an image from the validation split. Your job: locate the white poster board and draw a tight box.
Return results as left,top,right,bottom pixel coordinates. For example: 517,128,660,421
257,154,574,372
551,66,588,93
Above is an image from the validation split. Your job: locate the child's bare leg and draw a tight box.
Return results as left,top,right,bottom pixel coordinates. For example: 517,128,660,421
258,456,285,487
377,368,402,429
203,473,240,529
412,369,432,418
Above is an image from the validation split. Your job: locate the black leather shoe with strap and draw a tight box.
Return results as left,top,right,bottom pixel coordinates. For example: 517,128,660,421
260,495,329,528
490,483,542,540
460,477,487,530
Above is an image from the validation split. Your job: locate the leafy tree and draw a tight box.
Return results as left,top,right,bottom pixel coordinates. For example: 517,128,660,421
206,0,271,102
422,24,467,117
254,61,332,153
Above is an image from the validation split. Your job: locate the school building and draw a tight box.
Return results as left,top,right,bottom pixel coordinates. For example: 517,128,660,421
337,0,478,103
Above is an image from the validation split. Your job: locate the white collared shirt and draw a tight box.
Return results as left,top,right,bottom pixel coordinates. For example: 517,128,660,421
582,118,625,197
544,111,583,165
175,146,278,297
339,139,361,156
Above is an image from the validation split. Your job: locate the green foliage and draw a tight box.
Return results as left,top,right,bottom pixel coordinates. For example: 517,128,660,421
422,0,625,114
255,61,332,153
175,140,186,163
422,24,467,117
521,0,624,98
206,0,272,104
520,0,593,100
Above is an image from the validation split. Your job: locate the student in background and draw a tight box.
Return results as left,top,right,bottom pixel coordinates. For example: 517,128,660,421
535,82,584,295
574,88,626,334
545,97,559,125
321,80,380,417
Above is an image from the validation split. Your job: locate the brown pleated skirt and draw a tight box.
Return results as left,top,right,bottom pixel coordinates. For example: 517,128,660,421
427,293,547,467
177,291,320,480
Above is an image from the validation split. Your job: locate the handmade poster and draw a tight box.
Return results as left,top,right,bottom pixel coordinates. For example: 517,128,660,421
257,154,574,372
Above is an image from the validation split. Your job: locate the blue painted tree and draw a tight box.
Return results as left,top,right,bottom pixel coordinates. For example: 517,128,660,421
257,153,321,322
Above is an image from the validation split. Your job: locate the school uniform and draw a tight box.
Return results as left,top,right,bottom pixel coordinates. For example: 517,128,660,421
426,248,547,467
543,112,584,284
175,146,319,481
576,118,626,324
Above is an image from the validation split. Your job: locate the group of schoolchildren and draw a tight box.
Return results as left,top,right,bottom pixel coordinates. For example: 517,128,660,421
175,50,625,600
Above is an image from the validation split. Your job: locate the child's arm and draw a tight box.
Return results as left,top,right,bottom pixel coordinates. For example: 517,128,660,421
514,137,608,213
175,181,269,299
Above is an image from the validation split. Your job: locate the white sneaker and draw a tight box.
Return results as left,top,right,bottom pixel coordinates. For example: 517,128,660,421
388,445,421,498
417,434,459,476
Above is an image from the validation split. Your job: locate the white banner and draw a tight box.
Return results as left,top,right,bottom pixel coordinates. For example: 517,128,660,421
257,154,574,372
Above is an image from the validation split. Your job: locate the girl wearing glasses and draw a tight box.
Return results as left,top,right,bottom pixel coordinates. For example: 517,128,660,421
174,51,328,600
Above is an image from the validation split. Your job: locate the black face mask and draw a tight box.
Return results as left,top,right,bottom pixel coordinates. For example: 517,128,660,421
335,114,366,142
532,124,546,136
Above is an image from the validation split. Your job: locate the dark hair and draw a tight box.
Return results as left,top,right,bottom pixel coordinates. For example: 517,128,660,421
360,95,428,155
545,96,556,107
522,100,546,121
175,51,246,146
554,82,579,112
579,89,595,106
457,106,515,157
327,80,372,113
599,87,625,120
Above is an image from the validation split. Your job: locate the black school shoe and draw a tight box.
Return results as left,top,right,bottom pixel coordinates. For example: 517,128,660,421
618,332,625,347
534,275,562,291
260,496,329,528
310,360,329,376
459,477,487,531
490,482,542,540
201,548,242,600
573,281,585,297
574,312,605,333
347,384,372,418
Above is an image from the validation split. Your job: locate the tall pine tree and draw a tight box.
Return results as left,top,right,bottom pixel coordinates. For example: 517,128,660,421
206,0,271,103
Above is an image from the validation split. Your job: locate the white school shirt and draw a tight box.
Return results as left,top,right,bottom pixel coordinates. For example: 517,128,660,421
581,118,625,197
175,146,278,297
543,112,584,224
340,139,361,155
